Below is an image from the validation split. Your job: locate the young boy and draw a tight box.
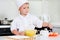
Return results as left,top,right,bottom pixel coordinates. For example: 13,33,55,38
10,0,52,35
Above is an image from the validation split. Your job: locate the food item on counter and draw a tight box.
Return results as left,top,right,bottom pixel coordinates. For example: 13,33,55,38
25,30,37,37
49,32,58,37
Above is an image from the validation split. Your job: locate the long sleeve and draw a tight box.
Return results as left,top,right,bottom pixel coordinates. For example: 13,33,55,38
10,20,17,31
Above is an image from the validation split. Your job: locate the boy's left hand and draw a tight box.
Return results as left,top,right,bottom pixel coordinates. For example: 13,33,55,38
42,22,53,29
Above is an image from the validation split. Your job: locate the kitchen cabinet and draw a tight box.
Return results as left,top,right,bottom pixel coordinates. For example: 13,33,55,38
0,25,14,36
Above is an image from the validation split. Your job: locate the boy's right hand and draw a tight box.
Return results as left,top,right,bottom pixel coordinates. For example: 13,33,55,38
11,30,25,36
19,31,25,36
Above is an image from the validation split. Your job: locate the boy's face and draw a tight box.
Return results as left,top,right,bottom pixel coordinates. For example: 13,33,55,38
19,3,29,15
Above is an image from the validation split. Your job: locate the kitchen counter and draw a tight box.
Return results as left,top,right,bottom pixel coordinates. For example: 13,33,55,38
0,25,10,28
36,34,60,40
0,35,60,40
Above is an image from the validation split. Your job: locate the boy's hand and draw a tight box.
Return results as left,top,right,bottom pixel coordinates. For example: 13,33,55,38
42,22,53,29
42,22,49,27
19,31,25,36
11,30,25,36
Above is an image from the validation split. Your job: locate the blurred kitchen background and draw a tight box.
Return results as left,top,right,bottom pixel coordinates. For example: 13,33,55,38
0,0,60,36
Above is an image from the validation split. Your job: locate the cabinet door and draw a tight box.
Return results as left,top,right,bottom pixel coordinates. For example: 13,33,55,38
0,28,14,36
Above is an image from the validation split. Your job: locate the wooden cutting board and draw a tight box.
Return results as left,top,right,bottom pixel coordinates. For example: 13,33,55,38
4,36,35,40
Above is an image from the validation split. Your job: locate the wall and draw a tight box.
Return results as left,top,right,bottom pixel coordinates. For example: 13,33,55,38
0,0,60,25
0,0,18,20
48,0,60,25
29,1,42,17
0,0,42,20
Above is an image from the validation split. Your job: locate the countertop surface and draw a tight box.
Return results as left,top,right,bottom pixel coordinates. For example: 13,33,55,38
36,34,60,40
0,25,10,28
0,35,60,40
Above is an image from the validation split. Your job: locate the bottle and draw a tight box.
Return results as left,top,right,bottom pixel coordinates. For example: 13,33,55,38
3,18,8,24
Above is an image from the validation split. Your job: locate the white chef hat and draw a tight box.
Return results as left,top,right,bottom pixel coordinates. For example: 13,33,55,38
16,0,29,9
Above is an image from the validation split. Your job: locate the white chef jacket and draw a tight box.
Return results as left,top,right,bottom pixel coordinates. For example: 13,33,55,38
10,14,43,32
